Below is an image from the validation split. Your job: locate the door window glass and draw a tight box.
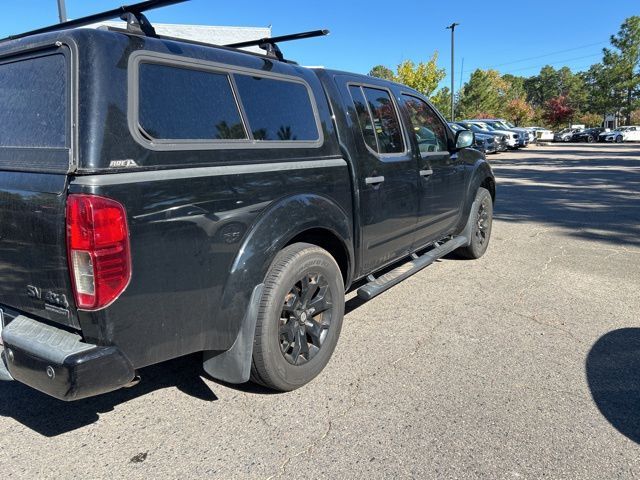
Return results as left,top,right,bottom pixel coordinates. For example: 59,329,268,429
348,85,378,152
362,87,404,154
403,95,448,153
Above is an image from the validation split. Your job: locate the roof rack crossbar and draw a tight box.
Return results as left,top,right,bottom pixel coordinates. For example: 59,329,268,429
1,0,188,42
226,29,329,61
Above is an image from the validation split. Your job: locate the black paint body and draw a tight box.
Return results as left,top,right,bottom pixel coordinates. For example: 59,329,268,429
0,29,494,398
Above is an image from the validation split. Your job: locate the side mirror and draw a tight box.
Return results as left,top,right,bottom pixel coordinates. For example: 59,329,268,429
454,129,474,150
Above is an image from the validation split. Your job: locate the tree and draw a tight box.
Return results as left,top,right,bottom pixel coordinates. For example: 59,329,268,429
544,96,574,128
368,65,395,81
584,63,623,119
576,112,603,127
502,74,527,102
395,53,446,98
457,69,509,118
505,98,534,126
602,16,640,124
429,87,452,116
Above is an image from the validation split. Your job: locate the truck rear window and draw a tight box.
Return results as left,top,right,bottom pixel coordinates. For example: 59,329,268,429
0,53,67,148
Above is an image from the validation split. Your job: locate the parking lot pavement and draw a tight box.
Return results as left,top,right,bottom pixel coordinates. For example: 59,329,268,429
1,143,639,479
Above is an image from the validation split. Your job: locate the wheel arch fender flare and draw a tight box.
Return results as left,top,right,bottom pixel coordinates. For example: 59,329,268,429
456,159,495,235
203,193,354,384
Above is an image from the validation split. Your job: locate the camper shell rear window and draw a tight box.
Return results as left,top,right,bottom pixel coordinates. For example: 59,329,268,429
0,48,70,172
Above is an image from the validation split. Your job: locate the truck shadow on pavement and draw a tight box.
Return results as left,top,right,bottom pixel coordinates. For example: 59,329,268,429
0,354,222,437
493,144,640,247
586,328,640,444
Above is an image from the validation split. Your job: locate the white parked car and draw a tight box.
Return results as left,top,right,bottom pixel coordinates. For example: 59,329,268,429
598,126,640,143
527,127,554,141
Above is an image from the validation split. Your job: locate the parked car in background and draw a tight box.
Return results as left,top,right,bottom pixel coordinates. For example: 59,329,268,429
554,128,583,142
475,119,531,146
571,127,607,143
455,122,509,151
528,127,554,141
464,120,522,148
599,126,640,142
449,123,497,154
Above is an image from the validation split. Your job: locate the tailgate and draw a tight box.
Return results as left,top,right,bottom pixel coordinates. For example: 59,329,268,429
0,46,78,328
0,172,78,328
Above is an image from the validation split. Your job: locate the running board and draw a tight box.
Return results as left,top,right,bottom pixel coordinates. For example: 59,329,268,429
357,235,468,301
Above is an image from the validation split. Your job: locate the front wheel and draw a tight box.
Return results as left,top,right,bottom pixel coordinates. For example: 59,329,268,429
456,187,493,259
250,243,345,391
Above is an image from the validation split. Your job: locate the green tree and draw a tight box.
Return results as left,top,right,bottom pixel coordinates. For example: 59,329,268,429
395,52,446,98
584,63,622,119
502,74,527,102
368,65,395,81
524,66,586,112
457,69,508,118
429,87,452,116
602,16,640,124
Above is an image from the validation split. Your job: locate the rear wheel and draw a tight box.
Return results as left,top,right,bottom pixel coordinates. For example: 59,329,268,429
250,243,345,391
456,187,493,259
615,135,623,143
587,135,595,143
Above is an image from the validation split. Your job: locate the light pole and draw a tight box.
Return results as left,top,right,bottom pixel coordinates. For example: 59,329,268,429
445,22,459,121
57,0,67,23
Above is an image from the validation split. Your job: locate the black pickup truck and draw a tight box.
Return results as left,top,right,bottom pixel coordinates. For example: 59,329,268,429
0,16,495,400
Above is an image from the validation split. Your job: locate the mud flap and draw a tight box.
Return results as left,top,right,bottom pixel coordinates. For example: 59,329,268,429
202,284,264,384
461,195,481,247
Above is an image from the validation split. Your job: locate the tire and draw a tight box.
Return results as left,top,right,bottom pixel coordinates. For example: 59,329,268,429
563,136,571,142
250,242,345,391
456,187,493,259
615,136,623,143
587,135,594,143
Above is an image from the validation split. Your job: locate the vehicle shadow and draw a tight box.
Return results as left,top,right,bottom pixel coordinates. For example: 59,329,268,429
586,328,640,443
0,353,221,437
493,144,640,247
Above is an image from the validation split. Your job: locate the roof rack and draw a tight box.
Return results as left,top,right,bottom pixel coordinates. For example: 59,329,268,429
1,0,188,42
1,0,329,65
225,29,329,61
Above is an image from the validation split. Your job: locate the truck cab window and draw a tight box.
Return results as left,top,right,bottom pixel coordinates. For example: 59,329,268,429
348,85,378,152
362,87,404,154
402,95,448,154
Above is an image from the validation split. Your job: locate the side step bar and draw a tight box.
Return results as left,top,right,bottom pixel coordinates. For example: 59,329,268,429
357,235,468,300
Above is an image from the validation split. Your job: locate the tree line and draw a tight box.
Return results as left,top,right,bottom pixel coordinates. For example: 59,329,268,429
369,16,639,128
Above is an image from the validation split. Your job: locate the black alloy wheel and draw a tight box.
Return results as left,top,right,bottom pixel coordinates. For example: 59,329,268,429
251,243,345,391
279,272,333,366
456,187,493,259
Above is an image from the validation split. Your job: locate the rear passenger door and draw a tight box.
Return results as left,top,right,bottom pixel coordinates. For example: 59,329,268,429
400,94,466,246
337,78,419,274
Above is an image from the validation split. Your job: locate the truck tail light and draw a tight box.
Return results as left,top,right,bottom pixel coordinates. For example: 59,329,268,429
66,194,131,310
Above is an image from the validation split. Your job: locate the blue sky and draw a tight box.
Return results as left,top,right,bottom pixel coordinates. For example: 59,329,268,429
0,0,636,90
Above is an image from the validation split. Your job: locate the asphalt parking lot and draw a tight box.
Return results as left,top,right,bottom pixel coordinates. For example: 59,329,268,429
1,143,639,479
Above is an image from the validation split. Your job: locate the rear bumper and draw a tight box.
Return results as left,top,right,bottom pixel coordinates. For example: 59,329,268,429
1,315,135,401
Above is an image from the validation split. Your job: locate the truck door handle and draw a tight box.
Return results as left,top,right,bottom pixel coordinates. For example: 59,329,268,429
365,176,385,185
419,169,433,177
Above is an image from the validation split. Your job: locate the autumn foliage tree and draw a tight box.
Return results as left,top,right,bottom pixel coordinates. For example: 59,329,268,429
504,98,534,126
544,96,574,128
368,53,446,98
